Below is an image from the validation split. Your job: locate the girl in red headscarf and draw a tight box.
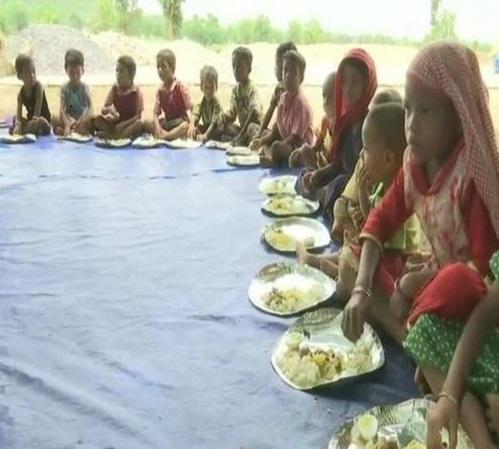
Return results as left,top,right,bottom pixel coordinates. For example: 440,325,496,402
299,48,377,217
341,42,499,449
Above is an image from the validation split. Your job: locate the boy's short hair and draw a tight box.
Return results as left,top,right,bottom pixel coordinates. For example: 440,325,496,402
200,65,218,86
157,49,176,73
117,55,136,79
283,50,306,79
276,41,297,60
232,46,253,68
15,54,33,77
367,103,407,159
64,49,84,70
371,88,402,106
323,71,336,93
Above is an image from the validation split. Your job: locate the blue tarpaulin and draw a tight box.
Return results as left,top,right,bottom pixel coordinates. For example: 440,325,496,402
0,137,418,449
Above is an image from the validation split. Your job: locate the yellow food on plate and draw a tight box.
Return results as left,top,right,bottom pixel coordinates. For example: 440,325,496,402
403,441,425,449
277,343,343,388
266,228,315,249
268,196,312,214
262,284,324,312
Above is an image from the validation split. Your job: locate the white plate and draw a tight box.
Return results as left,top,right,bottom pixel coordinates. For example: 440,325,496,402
205,140,231,151
166,138,202,149
226,145,252,156
95,138,132,149
329,398,473,449
227,154,260,167
0,134,37,144
248,262,336,316
262,194,320,217
58,133,93,143
132,136,165,149
271,308,384,391
259,175,298,195
262,217,330,252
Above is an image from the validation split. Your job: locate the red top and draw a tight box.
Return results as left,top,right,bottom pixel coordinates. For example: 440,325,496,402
106,84,144,123
362,168,497,277
154,80,193,122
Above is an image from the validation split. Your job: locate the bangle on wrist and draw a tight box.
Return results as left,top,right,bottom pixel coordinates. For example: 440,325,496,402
352,285,372,299
438,392,459,408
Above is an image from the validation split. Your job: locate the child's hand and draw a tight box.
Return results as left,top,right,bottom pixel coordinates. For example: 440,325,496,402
249,138,262,152
232,134,244,146
426,397,458,449
307,170,321,192
288,148,303,168
187,124,197,140
196,133,207,142
302,171,313,191
357,161,372,192
63,125,72,137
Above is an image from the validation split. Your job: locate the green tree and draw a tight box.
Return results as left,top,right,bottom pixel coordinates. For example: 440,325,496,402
89,0,119,33
158,0,184,39
431,0,442,26
114,0,139,35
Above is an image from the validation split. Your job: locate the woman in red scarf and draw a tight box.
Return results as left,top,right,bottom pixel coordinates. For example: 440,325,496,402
299,48,377,220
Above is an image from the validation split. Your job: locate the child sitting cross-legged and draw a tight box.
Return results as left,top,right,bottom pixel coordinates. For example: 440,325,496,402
250,50,315,167
91,55,147,140
11,54,51,136
152,49,193,140
222,46,262,146
53,49,92,136
187,65,223,142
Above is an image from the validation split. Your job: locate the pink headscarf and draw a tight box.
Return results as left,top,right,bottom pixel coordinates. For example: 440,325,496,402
407,41,499,238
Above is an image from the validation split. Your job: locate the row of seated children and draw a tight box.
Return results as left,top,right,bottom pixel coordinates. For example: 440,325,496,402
11,43,316,150
294,41,499,449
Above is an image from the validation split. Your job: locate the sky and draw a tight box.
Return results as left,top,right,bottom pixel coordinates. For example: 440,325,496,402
138,0,499,43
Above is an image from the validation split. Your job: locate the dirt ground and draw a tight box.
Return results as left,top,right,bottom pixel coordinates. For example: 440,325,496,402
2,83,499,133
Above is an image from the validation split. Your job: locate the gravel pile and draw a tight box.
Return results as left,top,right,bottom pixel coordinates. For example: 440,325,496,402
5,25,114,76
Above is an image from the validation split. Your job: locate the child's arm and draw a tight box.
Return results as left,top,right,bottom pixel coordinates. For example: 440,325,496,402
234,109,257,143
101,87,115,116
188,103,201,139
223,88,237,124
152,90,163,137
258,85,280,137
234,86,261,143
305,160,343,192
76,85,93,124
356,158,372,219
342,169,414,341
13,91,23,134
252,123,279,150
59,88,74,133
341,238,383,341
32,81,45,118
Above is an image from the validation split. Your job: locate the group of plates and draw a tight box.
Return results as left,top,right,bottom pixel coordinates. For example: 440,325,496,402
250,175,471,448
0,133,205,150
252,175,382,393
